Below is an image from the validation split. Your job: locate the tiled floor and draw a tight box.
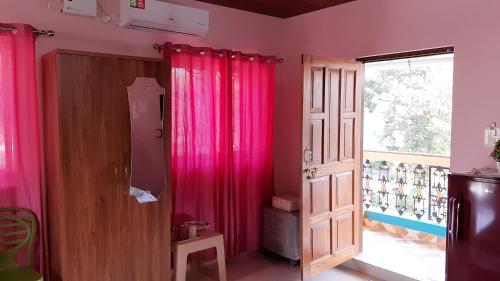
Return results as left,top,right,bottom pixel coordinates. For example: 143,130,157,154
183,226,445,281
186,251,381,281
356,227,445,281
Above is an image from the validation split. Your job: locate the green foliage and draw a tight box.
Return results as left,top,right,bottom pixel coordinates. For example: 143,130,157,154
491,139,500,162
365,63,453,155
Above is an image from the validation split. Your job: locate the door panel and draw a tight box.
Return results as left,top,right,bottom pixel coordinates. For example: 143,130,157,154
311,67,326,113
311,176,331,215
341,119,355,160
342,70,357,112
311,220,332,260
336,213,354,250
327,68,341,163
336,172,354,208
310,120,325,165
301,55,363,280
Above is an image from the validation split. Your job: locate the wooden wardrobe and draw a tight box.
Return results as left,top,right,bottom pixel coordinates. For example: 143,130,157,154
42,50,171,281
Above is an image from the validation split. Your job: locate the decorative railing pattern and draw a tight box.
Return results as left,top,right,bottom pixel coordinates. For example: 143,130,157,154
362,157,450,224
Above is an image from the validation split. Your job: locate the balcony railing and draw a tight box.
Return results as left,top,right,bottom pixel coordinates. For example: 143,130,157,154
362,151,450,232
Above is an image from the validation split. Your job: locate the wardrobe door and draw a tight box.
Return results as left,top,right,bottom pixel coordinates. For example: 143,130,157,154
99,56,171,281
44,50,171,281
56,53,112,281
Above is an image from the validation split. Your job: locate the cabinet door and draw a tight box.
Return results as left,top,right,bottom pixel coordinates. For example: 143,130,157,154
55,53,171,281
447,176,500,281
57,54,113,280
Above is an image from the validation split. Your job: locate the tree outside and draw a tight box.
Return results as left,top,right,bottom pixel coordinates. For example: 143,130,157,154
363,54,454,156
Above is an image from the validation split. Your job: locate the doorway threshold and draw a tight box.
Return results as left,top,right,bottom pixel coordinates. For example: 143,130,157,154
343,259,417,281
354,226,445,281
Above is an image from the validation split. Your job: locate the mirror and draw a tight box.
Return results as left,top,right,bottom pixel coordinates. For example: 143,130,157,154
127,77,166,197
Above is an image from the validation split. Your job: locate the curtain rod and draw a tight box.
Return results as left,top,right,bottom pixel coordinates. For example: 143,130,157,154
153,43,284,63
0,26,55,37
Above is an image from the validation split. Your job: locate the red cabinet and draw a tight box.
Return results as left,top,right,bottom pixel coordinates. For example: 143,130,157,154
447,173,500,281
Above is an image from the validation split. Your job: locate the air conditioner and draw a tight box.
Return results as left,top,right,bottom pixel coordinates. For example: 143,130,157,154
98,0,209,36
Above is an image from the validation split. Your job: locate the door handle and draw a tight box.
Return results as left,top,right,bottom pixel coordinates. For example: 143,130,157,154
311,167,319,174
304,147,312,164
303,168,311,179
304,167,320,180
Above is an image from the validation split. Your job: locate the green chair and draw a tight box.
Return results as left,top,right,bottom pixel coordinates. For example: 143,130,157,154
0,208,43,281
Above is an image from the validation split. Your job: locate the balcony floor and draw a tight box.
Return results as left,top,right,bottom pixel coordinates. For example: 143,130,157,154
357,226,445,281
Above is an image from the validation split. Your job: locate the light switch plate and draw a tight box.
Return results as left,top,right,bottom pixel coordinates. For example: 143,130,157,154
485,127,500,147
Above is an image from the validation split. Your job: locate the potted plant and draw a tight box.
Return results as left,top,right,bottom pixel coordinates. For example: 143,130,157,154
491,139,500,174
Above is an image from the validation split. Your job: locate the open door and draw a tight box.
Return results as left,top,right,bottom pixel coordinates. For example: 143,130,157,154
301,55,363,280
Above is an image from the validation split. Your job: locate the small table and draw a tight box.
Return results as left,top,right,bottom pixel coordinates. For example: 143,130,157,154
172,230,227,281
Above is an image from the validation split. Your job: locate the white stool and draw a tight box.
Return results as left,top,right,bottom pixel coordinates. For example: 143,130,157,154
173,230,227,281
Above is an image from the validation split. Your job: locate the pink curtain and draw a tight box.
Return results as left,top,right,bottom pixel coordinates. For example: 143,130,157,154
0,24,42,266
167,43,275,257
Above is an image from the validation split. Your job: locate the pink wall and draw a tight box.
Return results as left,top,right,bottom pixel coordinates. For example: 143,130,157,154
2,0,499,197
0,0,284,58
276,0,500,195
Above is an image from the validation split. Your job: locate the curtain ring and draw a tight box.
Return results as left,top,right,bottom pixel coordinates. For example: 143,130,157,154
199,50,205,55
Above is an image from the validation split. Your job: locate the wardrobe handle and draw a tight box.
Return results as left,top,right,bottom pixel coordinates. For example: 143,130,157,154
114,167,119,183
454,202,461,242
156,129,163,139
447,197,456,246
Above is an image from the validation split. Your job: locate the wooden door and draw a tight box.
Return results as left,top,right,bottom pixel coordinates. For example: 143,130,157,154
42,50,171,281
301,55,363,280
